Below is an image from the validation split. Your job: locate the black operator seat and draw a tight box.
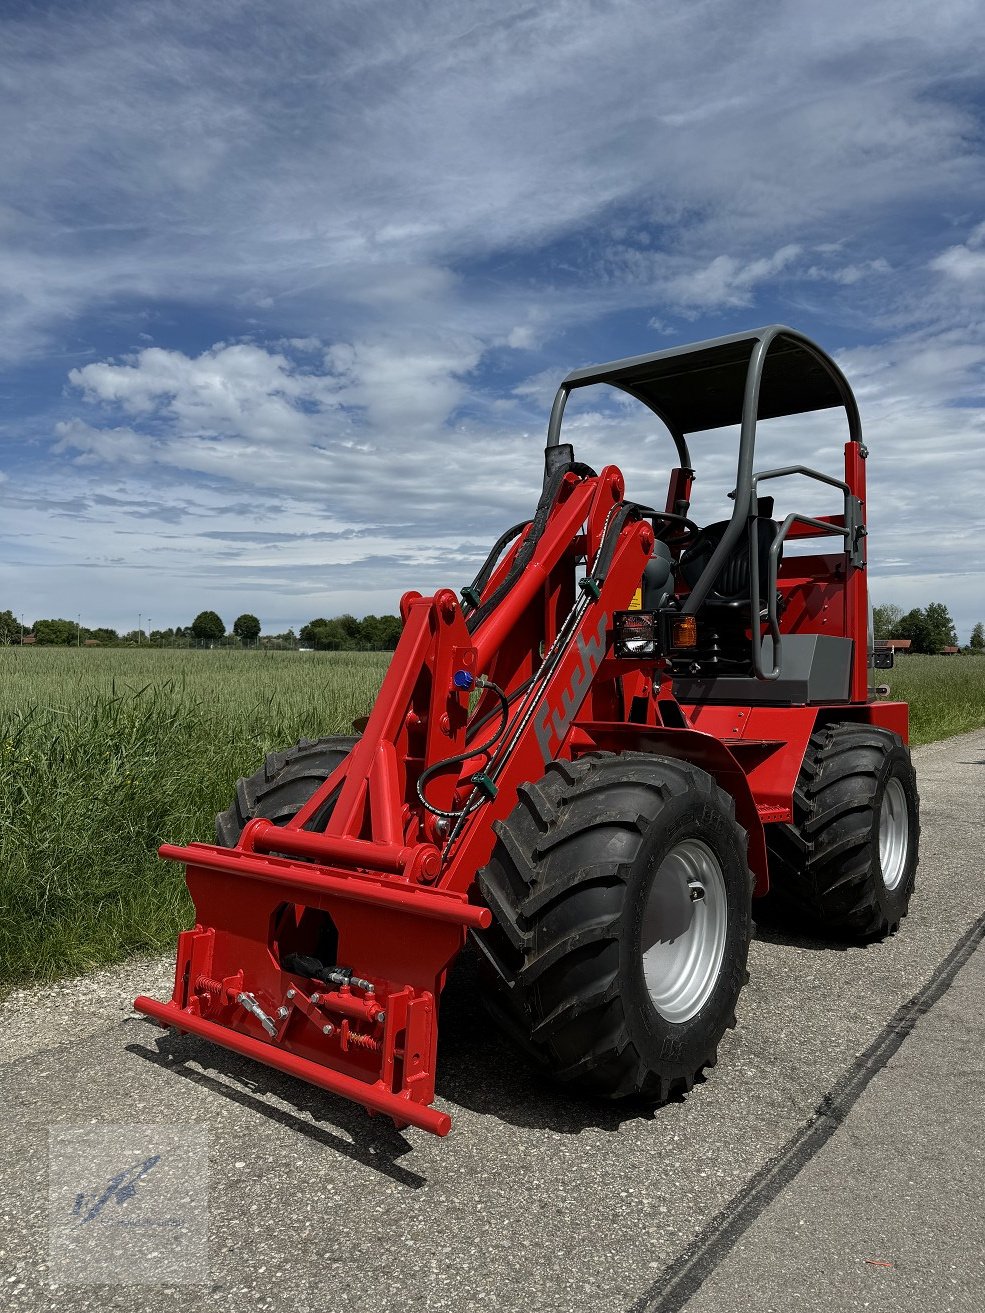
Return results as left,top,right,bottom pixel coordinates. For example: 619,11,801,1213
641,538,675,611
678,497,781,617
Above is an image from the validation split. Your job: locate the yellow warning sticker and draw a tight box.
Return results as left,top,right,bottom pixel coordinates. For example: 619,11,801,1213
628,587,643,611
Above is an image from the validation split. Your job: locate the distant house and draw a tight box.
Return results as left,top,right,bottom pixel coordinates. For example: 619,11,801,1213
21,632,36,645
941,645,960,656
883,638,911,653
84,638,101,647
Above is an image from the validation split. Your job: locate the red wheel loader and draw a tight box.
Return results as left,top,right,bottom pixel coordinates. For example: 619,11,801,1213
136,325,920,1137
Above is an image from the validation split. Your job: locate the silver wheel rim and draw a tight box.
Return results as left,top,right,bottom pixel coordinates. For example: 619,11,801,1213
879,777,909,891
641,839,728,1024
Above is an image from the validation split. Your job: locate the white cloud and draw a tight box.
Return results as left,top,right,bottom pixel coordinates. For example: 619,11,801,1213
804,258,891,286
53,420,156,467
512,367,566,409
323,334,482,432
506,325,538,350
837,329,985,410
69,344,341,444
64,334,483,462
930,219,985,282
56,336,538,539
663,245,803,310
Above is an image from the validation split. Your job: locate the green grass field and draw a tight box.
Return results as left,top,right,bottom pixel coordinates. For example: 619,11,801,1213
883,654,985,745
0,648,388,994
1,647,982,994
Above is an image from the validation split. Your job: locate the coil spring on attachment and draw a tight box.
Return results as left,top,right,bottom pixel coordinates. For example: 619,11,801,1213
345,1029,382,1053
195,975,224,1004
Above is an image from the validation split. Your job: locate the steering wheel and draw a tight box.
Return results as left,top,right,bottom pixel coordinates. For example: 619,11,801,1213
648,511,703,550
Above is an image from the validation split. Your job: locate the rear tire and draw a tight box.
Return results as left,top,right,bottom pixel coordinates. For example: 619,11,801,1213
215,735,358,846
474,753,753,1102
763,722,919,939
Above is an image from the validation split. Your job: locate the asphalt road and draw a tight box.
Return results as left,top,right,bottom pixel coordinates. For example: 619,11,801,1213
1,727,983,1313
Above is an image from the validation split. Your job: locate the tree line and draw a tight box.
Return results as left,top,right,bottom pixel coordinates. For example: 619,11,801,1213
873,602,984,654
0,608,403,650
5,600,982,655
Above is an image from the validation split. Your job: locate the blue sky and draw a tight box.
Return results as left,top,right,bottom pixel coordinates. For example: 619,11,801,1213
1,0,984,639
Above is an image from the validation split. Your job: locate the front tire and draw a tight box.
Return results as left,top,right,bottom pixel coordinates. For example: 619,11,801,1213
763,722,919,939
474,753,753,1102
215,735,358,846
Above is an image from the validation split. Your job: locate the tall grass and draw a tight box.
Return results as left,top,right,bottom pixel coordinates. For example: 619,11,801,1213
0,648,387,992
1,647,982,994
887,654,985,745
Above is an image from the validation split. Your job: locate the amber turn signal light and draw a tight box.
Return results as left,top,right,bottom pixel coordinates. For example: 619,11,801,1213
671,616,698,648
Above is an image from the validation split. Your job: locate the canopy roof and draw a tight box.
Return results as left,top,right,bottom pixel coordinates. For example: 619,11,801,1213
558,326,861,440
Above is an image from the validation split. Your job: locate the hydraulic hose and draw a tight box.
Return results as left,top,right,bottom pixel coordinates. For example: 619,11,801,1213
464,457,596,635
461,521,530,615
416,678,511,820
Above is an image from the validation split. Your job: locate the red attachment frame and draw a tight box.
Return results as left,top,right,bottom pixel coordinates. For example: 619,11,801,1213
136,436,904,1134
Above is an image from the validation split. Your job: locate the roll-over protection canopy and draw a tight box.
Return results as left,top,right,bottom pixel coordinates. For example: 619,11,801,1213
548,326,862,452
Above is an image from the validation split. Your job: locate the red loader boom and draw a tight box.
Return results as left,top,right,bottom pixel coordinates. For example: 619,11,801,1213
137,325,919,1136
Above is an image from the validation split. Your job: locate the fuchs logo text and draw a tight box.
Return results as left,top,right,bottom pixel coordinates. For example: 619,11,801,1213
534,612,608,763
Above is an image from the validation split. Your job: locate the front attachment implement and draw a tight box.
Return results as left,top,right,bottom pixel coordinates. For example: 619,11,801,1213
135,587,491,1136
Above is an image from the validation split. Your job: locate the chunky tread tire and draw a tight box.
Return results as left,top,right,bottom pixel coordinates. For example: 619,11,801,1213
474,752,754,1102
764,722,919,940
215,735,358,846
